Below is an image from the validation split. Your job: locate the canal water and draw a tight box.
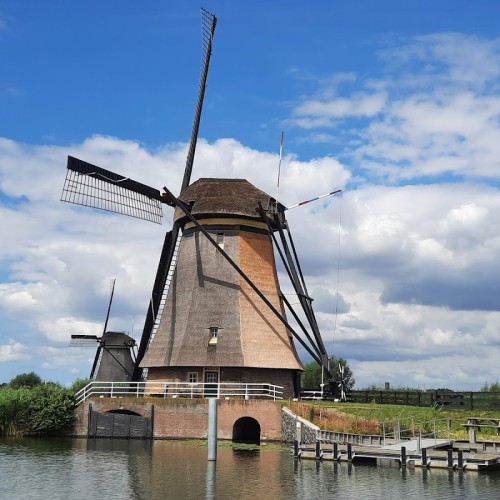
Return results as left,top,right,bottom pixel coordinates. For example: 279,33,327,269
1,438,500,499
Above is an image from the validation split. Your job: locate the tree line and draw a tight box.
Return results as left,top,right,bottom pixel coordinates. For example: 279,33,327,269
0,371,89,437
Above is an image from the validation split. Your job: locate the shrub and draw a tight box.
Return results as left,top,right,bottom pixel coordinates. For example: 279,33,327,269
0,383,75,437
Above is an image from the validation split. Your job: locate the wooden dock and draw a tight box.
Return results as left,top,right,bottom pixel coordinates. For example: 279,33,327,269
295,439,500,471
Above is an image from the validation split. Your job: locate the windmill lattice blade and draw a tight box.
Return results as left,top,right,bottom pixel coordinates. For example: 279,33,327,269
61,156,164,224
70,335,99,347
181,8,217,192
103,278,116,335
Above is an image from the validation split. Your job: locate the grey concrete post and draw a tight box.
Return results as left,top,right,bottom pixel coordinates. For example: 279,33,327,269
469,427,477,444
208,398,218,461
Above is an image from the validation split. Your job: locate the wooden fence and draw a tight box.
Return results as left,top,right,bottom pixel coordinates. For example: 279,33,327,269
344,390,500,410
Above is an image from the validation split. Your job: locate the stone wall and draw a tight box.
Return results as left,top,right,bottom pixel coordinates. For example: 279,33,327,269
281,406,319,444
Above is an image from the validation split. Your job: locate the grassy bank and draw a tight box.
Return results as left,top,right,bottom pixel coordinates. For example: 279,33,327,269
288,401,500,441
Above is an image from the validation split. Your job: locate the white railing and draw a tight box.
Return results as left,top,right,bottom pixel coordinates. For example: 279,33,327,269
75,381,284,405
381,417,451,446
300,390,324,400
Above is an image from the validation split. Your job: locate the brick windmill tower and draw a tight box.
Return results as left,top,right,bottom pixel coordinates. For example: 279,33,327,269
61,9,331,397
139,178,303,396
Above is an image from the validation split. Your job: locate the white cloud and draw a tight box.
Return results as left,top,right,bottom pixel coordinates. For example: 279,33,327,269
289,33,500,183
3,31,500,390
293,92,387,121
0,340,30,362
2,134,500,389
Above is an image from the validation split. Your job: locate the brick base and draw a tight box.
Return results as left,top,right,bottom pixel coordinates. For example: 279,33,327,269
73,398,284,441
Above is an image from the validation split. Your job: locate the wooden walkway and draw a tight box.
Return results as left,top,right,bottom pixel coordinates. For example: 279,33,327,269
296,440,500,471
381,438,452,452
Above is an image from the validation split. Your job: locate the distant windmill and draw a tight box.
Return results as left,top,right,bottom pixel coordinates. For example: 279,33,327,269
70,279,136,382
61,9,337,397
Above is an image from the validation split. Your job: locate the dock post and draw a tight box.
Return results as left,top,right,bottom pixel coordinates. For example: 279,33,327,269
457,450,464,469
421,447,428,467
293,440,299,457
469,427,477,444
315,440,322,460
400,446,407,467
333,442,339,460
296,420,302,444
447,449,453,469
208,398,218,461
347,443,353,461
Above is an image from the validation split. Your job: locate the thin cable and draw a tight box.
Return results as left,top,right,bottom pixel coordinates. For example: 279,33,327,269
329,191,343,357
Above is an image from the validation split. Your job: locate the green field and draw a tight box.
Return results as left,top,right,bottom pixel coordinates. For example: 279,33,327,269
288,401,500,440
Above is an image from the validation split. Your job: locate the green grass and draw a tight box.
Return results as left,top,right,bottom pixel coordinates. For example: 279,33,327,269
292,401,500,441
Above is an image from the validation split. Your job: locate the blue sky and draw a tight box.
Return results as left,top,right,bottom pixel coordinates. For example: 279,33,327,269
2,1,500,389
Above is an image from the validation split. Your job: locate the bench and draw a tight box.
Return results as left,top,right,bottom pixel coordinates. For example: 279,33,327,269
461,417,500,443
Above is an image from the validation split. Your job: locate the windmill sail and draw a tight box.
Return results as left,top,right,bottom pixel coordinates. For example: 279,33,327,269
61,156,164,224
70,280,137,381
133,8,217,380
90,278,116,379
181,7,217,192
62,10,332,398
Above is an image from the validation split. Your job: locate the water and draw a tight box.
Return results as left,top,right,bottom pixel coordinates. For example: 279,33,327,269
1,438,500,499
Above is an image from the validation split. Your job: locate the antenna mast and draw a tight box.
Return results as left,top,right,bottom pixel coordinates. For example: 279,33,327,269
275,131,284,211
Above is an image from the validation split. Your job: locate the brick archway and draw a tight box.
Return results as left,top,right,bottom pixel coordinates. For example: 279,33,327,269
232,416,261,444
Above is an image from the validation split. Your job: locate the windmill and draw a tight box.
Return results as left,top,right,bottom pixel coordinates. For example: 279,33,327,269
61,8,335,397
70,279,136,382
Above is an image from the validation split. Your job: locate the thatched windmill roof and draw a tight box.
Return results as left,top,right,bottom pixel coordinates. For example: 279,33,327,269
174,178,284,224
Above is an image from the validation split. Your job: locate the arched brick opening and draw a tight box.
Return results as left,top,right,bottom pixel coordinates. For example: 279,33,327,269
232,416,261,444
106,409,141,416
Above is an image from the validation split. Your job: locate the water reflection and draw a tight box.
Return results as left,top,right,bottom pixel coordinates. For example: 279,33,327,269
1,438,500,499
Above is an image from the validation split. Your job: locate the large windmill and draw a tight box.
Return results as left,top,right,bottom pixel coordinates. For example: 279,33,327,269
70,279,136,382
61,9,332,397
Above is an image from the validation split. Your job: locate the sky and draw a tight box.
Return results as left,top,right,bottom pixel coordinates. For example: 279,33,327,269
2,1,500,390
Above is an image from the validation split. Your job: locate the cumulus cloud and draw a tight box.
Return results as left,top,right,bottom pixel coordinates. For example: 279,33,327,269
0,340,30,362
289,33,500,183
2,31,500,390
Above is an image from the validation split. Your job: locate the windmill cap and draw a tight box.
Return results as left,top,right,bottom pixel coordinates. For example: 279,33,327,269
174,178,283,224
101,331,136,347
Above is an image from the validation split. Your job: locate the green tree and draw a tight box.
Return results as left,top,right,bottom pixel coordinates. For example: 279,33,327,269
69,377,91,393
481,381,500,392
301,356,355,393
9,371,43,389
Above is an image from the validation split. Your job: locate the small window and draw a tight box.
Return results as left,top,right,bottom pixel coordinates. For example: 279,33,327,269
188,372,198,383
216,233,224,249
208,326,219,345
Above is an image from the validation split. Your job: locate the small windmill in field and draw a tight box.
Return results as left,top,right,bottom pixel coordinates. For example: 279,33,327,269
70,279,136,382
62,9,339,397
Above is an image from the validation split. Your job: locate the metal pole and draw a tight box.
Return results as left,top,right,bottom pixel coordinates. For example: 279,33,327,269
208,398,218,461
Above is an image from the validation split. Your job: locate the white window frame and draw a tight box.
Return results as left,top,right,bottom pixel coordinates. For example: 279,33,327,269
208,326,219,345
